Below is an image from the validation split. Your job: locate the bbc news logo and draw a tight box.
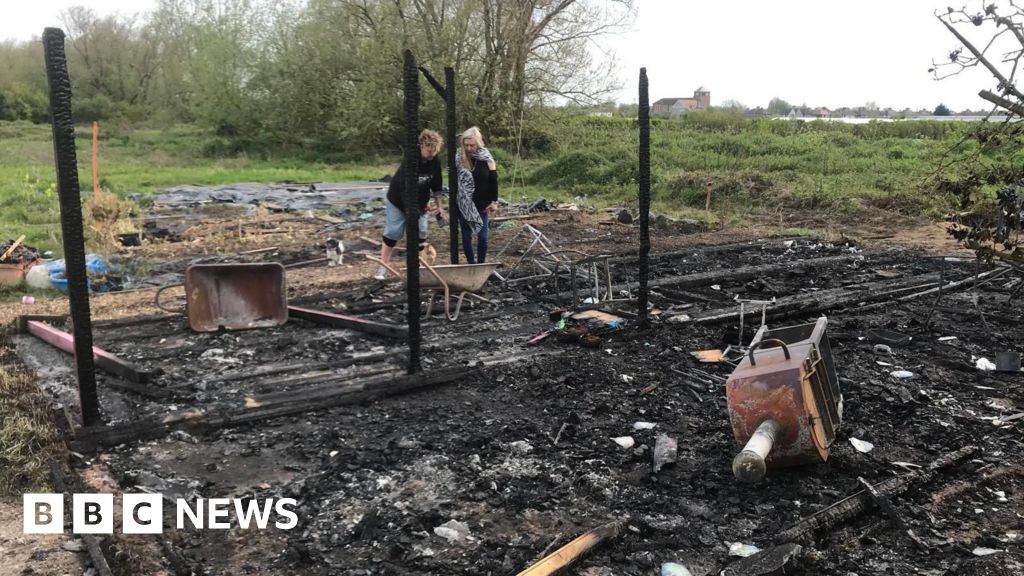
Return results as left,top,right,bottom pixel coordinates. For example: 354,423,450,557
23,494,298,534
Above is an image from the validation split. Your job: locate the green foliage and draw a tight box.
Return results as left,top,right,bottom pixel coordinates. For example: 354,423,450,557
505,112,994,218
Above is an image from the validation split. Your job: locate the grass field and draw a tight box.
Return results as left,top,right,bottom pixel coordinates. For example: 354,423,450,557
0,121,393,252
0,112,996,254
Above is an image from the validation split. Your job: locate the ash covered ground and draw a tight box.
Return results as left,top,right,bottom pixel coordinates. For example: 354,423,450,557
12,207,1023,576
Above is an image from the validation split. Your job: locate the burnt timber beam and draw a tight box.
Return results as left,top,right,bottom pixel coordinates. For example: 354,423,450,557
546,253,865,302
776,445,977,544
26,320,156,384
287,305,408,339
70,365,473,451
43,27,100,425
675,268,1000,326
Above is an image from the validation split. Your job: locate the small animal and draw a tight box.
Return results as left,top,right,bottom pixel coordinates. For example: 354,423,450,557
421,242,437,265
325,238,344,266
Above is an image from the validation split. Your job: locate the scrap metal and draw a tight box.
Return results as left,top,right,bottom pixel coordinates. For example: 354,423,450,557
726,317,842,483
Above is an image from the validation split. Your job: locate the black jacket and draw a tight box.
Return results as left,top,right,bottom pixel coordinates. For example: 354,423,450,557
466,158,499,212
387,156,442,213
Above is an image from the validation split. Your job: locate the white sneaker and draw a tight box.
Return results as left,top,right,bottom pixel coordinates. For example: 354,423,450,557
373,265,387,280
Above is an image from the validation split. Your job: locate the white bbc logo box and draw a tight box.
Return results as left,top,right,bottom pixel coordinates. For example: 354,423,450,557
24,493,163,534
24,493,297,534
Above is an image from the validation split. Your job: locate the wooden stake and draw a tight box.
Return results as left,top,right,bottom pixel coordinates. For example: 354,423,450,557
1,234,26,261
92,121,99,193
516,520,623,576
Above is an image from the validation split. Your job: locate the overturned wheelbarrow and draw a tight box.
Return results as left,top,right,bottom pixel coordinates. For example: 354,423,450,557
156,263,288,332
726,316,843,483
367,256,499,321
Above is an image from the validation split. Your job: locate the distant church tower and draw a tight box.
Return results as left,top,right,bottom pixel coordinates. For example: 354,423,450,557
694,86,710,109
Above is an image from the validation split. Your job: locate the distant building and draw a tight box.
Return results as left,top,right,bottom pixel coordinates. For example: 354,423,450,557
815,107,830,119
651,87,711,116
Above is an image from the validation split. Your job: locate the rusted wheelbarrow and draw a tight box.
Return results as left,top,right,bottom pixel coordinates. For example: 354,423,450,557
155,263,288,332
367,256,499,321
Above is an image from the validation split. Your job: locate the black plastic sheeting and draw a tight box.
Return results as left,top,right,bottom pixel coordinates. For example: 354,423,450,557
142,181,389,214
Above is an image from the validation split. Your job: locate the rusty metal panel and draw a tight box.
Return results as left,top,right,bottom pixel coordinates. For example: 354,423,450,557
184,263,288,332
726,316,842,470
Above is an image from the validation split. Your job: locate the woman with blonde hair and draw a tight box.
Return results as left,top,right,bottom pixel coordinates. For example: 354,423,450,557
455,126,499,263
374,129,447,280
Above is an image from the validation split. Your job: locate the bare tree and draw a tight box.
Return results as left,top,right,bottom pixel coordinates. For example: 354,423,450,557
932,2,1024,116
933,2,1024,264
476,0,635,134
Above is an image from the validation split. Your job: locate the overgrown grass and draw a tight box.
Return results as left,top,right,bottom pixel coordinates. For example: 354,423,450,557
0,113,999,253
0,332,63,495
506,112,986,222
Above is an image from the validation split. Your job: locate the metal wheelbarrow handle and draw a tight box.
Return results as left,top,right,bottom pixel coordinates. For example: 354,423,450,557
365,255,461,320
154,282,186,314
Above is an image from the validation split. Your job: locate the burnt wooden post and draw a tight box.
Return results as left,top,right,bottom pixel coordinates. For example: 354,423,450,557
42,27,100,425
638,68,652,328
417,65,460,264
403,49,422,374
445,67,459,263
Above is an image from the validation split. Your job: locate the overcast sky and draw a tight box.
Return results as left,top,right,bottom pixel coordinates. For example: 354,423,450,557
607,1,995,111
1,0,1000,112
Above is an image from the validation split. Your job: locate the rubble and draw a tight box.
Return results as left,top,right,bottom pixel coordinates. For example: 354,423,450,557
10,207,1024,575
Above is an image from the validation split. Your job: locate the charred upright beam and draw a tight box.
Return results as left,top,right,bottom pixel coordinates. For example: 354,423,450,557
638,68,652,327
445,67,459,264
416,64,460,263
418,65,446,99
403,49,422,374
43,28,100,426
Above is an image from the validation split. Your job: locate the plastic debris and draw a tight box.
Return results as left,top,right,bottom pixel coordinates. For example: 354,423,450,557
975,357,997,371
691,349,724,363
890,370,914,379
667,314,692,323
972,547,1002,556
632,421,656,431
25,264,51,289
873,344,892,355
728,542,761,557
434,519,471,543
21,295,34,305
621,374,635,383
508,440,533,454
710,284,722,291
849,438,875,453
652,434,678,473
891,461,922,471
938,336,957,342
660,562,694,576
62,539,85,552
612,436,635,449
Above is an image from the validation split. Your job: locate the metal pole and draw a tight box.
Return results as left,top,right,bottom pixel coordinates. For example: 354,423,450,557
638,68,652,327
42,28,100,425
403,50,422,374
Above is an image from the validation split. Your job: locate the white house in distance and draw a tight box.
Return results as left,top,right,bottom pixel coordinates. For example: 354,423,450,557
651,87,711,116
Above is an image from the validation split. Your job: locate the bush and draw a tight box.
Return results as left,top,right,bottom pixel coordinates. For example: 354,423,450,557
529,150,609,188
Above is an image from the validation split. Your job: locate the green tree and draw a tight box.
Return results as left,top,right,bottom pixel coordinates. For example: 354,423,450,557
767,97,790,116
933,103,951,116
